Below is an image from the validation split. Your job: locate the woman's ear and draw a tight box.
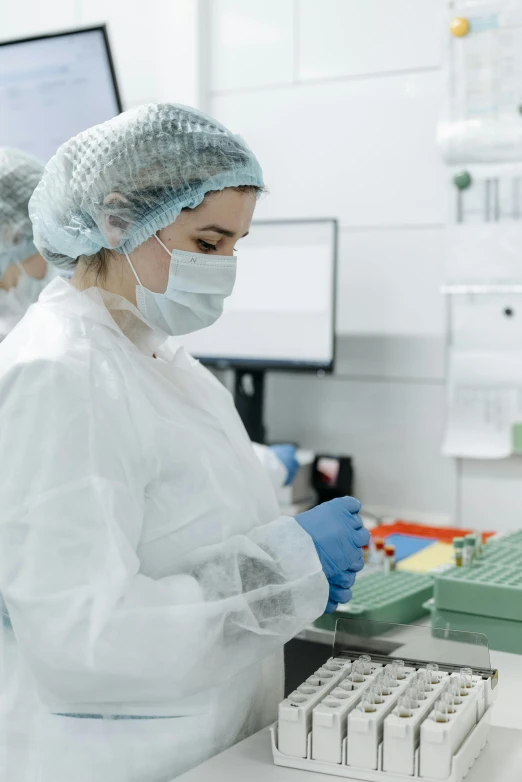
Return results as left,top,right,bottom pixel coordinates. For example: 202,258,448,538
102,193,132,248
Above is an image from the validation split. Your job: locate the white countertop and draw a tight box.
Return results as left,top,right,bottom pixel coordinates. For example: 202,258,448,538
176,724,522,782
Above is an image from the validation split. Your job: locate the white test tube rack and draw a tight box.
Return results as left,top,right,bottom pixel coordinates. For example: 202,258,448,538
382,671,450,776
272,658,498,782
419,674,484,781
312,662,383,764
346,666,416,771
278,657,352,758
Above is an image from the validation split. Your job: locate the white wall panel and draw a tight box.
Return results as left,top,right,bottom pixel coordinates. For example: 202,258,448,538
211,71,447,227
266,374,456,519
337,227,446,336
1,1,78,42
298,0,444,82
208,0,295,92
80,0,200,108
460,458,522,531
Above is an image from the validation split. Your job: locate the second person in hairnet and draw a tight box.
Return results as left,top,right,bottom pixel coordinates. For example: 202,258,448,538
0,148,56,340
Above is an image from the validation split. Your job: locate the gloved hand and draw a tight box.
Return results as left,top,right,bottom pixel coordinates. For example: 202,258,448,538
324,565,356,613
295,497,370,613
270,444,300,486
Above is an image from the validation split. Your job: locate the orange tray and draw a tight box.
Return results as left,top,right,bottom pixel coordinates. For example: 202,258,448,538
370,521,495,545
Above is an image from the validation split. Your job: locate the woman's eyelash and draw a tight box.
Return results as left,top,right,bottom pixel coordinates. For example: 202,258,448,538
198,240,217,251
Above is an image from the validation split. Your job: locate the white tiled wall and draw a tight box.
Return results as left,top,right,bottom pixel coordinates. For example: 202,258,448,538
203,0,462,523
266,373,456,520
0,0,78,40
79,0,200,108
337,227,446,337
212,72,446,228
297,0,444,81
208,0,295,91
1,0,200,110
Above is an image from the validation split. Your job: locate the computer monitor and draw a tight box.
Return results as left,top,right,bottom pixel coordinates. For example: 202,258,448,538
0,26,122,162
181,218,338,441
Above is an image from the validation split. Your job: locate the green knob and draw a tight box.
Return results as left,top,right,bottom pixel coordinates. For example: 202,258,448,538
454,171,472,191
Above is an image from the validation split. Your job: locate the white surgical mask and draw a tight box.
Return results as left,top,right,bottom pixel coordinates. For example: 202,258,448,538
124,236,237,336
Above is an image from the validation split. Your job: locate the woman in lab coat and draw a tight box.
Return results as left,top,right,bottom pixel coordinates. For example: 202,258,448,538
0,148,56,340
0,104,368,782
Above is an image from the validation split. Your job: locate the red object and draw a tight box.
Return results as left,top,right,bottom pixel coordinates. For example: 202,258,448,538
384,544,395,557
374,538,385,550
370,521,494,545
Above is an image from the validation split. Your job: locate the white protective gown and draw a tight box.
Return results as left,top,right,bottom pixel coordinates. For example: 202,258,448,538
0,277,328,782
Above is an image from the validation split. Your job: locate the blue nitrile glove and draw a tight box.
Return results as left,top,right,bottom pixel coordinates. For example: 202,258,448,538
270,444,300,486
324,565,357,613
295,497,370,612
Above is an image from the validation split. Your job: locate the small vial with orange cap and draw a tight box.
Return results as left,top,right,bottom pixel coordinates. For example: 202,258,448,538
384,543,396,573
373,537,385,567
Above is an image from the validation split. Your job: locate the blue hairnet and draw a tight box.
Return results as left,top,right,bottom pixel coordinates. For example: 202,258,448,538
29,104,264,269
0,148,44,274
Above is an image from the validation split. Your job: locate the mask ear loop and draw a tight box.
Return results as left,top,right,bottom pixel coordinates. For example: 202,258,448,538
124,251,149,316
15,260,28,278
124,251,143,286
154,234,171,255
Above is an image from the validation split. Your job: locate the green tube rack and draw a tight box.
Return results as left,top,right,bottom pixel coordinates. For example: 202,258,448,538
431,534,522,653
314,570,434,633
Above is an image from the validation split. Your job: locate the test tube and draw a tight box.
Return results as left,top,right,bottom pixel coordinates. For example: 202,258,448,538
460,667,473,689
464,535,476,566
416,673,433,693
395,695,414,718
362,544,370,564
412,684,427,702
447,680,463,705
358,654,372,675
368,684,385,705
453,537,464,567
384,543,396,573
374,538,385,566
406,686,421,708
384,664,399,684
439,694,457,714
393,659,406,680
426,663,440,685
434,699,450,723
359,692,378,713
350,662,366,683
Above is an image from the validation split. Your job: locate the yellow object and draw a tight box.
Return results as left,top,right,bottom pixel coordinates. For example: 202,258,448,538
450,17,470,37
397,542,454,573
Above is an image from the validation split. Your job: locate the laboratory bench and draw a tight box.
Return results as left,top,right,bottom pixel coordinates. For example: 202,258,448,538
176,633,522,782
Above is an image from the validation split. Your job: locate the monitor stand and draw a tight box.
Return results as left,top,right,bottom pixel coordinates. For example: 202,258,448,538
234,369,266,444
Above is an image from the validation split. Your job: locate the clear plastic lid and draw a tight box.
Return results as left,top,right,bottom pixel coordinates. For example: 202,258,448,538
332,618,493,678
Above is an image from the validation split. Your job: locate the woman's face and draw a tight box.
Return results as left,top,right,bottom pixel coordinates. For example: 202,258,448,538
129,188,257,295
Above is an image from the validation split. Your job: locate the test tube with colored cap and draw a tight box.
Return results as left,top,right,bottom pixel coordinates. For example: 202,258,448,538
453,537,464,567
464,535,476,566
384,543,396,573
374,538,385,566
